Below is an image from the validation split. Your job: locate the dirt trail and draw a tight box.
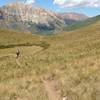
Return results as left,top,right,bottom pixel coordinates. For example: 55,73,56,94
16,58,22,67
43,79,62,100
0,46,62,100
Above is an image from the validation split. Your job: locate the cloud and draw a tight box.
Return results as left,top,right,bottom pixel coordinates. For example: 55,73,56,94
25,0,35,4
53,0,100,8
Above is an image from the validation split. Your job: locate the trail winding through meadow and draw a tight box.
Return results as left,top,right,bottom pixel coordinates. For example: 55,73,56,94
0,45,63,100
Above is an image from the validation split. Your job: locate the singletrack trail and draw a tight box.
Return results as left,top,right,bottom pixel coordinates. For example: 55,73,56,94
43,79,62,100
0,45,63,100
15,58,22,67
0,45,44,67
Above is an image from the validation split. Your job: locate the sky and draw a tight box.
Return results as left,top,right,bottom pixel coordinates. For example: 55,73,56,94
0,0,100,16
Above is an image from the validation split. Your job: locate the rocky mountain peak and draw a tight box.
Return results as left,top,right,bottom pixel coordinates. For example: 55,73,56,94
1,3,65,24
0,3,88,33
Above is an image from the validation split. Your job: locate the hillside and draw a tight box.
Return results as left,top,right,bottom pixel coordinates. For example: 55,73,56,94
63,15,100,31
0,28,50,50
58,12,88,24
0,29,38,46
0,19,100,100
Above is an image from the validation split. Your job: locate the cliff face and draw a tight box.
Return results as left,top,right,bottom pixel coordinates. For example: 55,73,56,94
0,3,88,34
1,3,65,24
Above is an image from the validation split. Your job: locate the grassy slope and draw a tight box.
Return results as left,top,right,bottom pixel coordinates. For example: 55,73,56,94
44,21,100,99
0,28,49,100
0,29,39,46
0,21,100,100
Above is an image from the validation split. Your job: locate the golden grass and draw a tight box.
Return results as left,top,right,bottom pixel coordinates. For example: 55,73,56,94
0,21,100,100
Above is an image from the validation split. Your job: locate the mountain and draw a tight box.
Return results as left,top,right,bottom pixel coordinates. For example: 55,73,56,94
0,3,64,34
58,12,88,24
0,3,88,34
63,15,100,31
59,12,88,21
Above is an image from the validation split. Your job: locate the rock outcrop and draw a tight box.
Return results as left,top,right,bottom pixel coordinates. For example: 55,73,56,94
0,3,88,34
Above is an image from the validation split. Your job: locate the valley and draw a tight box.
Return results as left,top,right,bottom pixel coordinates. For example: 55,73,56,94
0,2,100,100
0,19,100,99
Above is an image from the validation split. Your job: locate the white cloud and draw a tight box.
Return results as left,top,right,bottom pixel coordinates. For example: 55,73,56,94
25,0,35,4
53,0,100,8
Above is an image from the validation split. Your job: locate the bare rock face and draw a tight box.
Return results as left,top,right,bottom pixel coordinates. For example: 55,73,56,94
1,3,65,25
0,3,88,34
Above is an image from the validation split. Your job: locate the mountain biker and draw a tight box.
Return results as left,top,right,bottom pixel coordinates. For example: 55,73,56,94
16,49,20,59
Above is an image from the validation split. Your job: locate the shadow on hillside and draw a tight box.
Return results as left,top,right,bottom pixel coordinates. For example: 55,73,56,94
0,41,50,50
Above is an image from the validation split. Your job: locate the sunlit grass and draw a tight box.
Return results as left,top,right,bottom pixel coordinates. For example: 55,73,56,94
0,21,100,99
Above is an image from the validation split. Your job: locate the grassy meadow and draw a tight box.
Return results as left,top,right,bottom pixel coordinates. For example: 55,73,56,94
0,21,100,100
